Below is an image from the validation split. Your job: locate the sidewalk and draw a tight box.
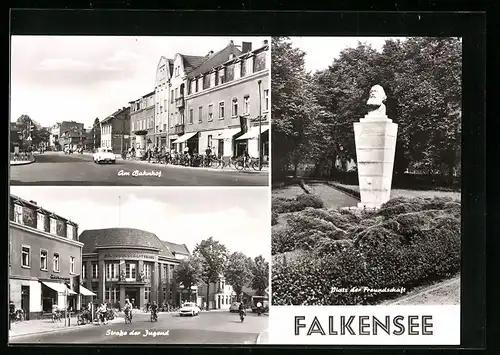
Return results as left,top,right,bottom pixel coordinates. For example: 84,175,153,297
10,156,36,166
257,329,269,344
9,314,122,338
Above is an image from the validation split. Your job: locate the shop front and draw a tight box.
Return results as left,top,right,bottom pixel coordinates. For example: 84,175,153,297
172,132,198,154
215,127,242,158
235,125,269,159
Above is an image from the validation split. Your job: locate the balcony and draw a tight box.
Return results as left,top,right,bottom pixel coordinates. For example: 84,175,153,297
175,97,184,108
174,124,185,135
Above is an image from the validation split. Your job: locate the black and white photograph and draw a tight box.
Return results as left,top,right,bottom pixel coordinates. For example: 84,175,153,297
8,187,270,344
271,36,462,307
10,36,270,186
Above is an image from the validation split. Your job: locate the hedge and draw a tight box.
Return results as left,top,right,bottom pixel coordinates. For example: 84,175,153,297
272,194,325,214
271,196,461,305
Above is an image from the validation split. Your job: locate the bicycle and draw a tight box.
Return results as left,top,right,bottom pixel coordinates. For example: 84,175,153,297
235,156,257,171
251,158,269,171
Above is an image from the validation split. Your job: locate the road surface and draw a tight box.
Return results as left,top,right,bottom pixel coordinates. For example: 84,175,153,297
10,310,268,344
10,152,268,186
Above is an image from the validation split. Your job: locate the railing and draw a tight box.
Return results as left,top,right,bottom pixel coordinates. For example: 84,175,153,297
175,97,184,108
174,124,185,135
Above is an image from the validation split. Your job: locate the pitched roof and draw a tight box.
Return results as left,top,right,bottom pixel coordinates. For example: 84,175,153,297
182,55,208,74
186,42,242,79
162,241,190,256
101,107,130,124
79,228,175,258
10,194,78,226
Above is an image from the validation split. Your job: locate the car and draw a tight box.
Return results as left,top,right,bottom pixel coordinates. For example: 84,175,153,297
229,302,241,313
179,302,200,317
93,147,116,164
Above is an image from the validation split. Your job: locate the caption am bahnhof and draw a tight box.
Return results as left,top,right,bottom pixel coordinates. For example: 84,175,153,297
8,194,254,319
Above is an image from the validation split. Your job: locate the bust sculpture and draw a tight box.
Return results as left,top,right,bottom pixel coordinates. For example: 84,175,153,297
366,84,387,117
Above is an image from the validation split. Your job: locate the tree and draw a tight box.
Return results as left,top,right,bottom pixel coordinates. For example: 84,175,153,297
251,255,269,295
271,37,318,179
223,252,254,302
173,257,203,302
14,115,50,150
193,237,228,310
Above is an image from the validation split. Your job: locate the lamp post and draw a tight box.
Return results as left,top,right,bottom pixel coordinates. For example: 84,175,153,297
257,80,263,170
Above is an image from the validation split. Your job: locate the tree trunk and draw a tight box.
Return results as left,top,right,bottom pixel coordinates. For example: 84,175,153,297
206,284,210,310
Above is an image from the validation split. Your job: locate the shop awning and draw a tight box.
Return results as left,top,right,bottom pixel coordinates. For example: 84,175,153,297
216,128,241,140
41,281,77,295
172,132,197,144
236,125,270,140
79,285,96,297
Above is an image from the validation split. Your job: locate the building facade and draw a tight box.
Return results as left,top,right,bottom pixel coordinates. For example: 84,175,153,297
173,40,270,159
79,228,193,309
129,92,155,158
59,121,85,151
49,123,61,150
197,277,236,310
9,195,84,319
154,57,173,147
100,107,131,154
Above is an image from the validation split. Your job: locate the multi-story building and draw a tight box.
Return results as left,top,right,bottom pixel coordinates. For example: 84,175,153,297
129,91,155,158
9,194,84,319
49,123,61,150
100,107,131,154
79,228,193,309
154,57,174,147
59,121,85,151
197,276,236,310
173,40,270,159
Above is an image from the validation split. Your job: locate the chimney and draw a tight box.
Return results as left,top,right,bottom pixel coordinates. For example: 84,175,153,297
242,42,252,53
263,39,269,46
229,54,235,60
229,40,234,45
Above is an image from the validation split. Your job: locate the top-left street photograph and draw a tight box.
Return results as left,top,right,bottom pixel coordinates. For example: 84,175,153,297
10,36,270,186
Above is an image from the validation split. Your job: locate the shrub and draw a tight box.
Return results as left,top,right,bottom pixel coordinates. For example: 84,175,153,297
272,194,325,214
271,196,461,305
271,211,278,226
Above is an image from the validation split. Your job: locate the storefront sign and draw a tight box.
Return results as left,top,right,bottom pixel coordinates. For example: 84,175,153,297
103,252,156,260
50,274,70,282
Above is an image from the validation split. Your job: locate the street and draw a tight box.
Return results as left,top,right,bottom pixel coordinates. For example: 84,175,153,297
10,311,268,344
9,152,268,186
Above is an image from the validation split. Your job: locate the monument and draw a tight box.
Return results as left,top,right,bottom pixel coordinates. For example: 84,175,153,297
353,85,398,209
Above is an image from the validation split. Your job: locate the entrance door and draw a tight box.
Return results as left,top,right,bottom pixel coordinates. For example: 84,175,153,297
218,139,224,158
125,289,139,309
21,286,29,320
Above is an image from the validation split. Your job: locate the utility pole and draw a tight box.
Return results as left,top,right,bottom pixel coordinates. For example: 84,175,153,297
257,80,263,171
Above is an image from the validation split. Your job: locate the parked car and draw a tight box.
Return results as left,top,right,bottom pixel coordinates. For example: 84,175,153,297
179,302,200,317
229,302,241,313
93,147,116,164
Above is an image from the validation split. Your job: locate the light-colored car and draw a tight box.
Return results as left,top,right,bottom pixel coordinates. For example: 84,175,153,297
179,302,200,317
229,302,241,313
93,147,116,164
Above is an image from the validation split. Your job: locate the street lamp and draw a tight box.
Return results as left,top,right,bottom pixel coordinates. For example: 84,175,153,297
257,80,263,170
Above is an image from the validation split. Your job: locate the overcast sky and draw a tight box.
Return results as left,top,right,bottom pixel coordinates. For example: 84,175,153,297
289,37,408,73
10,36,268,128
10,186,270,261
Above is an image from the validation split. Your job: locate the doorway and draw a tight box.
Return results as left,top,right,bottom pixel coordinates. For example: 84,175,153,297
125,288,139,309
218,139,224,158
21,286,29,320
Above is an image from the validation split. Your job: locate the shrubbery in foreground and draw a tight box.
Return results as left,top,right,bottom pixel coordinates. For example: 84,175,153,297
272,194,325,214
271,196,461,305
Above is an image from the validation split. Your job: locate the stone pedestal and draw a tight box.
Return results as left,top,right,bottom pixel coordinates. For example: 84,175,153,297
353,114,398,209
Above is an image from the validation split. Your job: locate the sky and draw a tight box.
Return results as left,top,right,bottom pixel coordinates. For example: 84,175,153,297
288,37,408,73
10,186,270,261
10,36,269,128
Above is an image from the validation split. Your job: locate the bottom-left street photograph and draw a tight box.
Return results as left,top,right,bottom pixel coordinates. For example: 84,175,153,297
8,186,270,345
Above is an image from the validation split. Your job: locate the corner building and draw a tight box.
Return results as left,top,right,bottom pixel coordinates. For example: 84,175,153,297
174,40,270,159
80,228,193,309
9,195,83,319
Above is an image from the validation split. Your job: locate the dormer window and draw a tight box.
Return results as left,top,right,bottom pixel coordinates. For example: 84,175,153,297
14,204,23,224
50,217,57,234
37,212,45,231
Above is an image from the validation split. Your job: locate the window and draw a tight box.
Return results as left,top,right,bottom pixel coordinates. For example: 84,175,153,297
92,263,99,279
175,88,178,100
160,106,163,113
226,64,235,82
82,264,86,279
37,212,45,231
170,90,174,103
53,253,60,272
241,60,247,77
50,218,57,234
106,263,118,279
208,104,214,121
164,99,167,110
144,264,151,279
244,96,250,115
67,224,74,240
195,79,199,93
70,256,75,274
215,71,219,86
125,263,136,280
40,249,48,270
254,52,267,72
21,246,30,268
189,109,194,124
14,204,23,224
208,135,212,148
219,69,225,84
198,106,203,122
232,98,238,117
203,74,210,89
163,124,167,132
145,287,151,301
264,89,269,112
218,102,225,119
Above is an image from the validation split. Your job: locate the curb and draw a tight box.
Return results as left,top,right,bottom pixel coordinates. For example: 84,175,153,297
125,159,269,174
9,317,123,339
10,157,36,166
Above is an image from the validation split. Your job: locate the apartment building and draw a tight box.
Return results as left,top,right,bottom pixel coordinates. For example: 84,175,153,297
100,107,131,154
129,91,155,158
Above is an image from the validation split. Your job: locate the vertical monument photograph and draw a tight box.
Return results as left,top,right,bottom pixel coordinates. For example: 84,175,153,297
270,36,462,306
